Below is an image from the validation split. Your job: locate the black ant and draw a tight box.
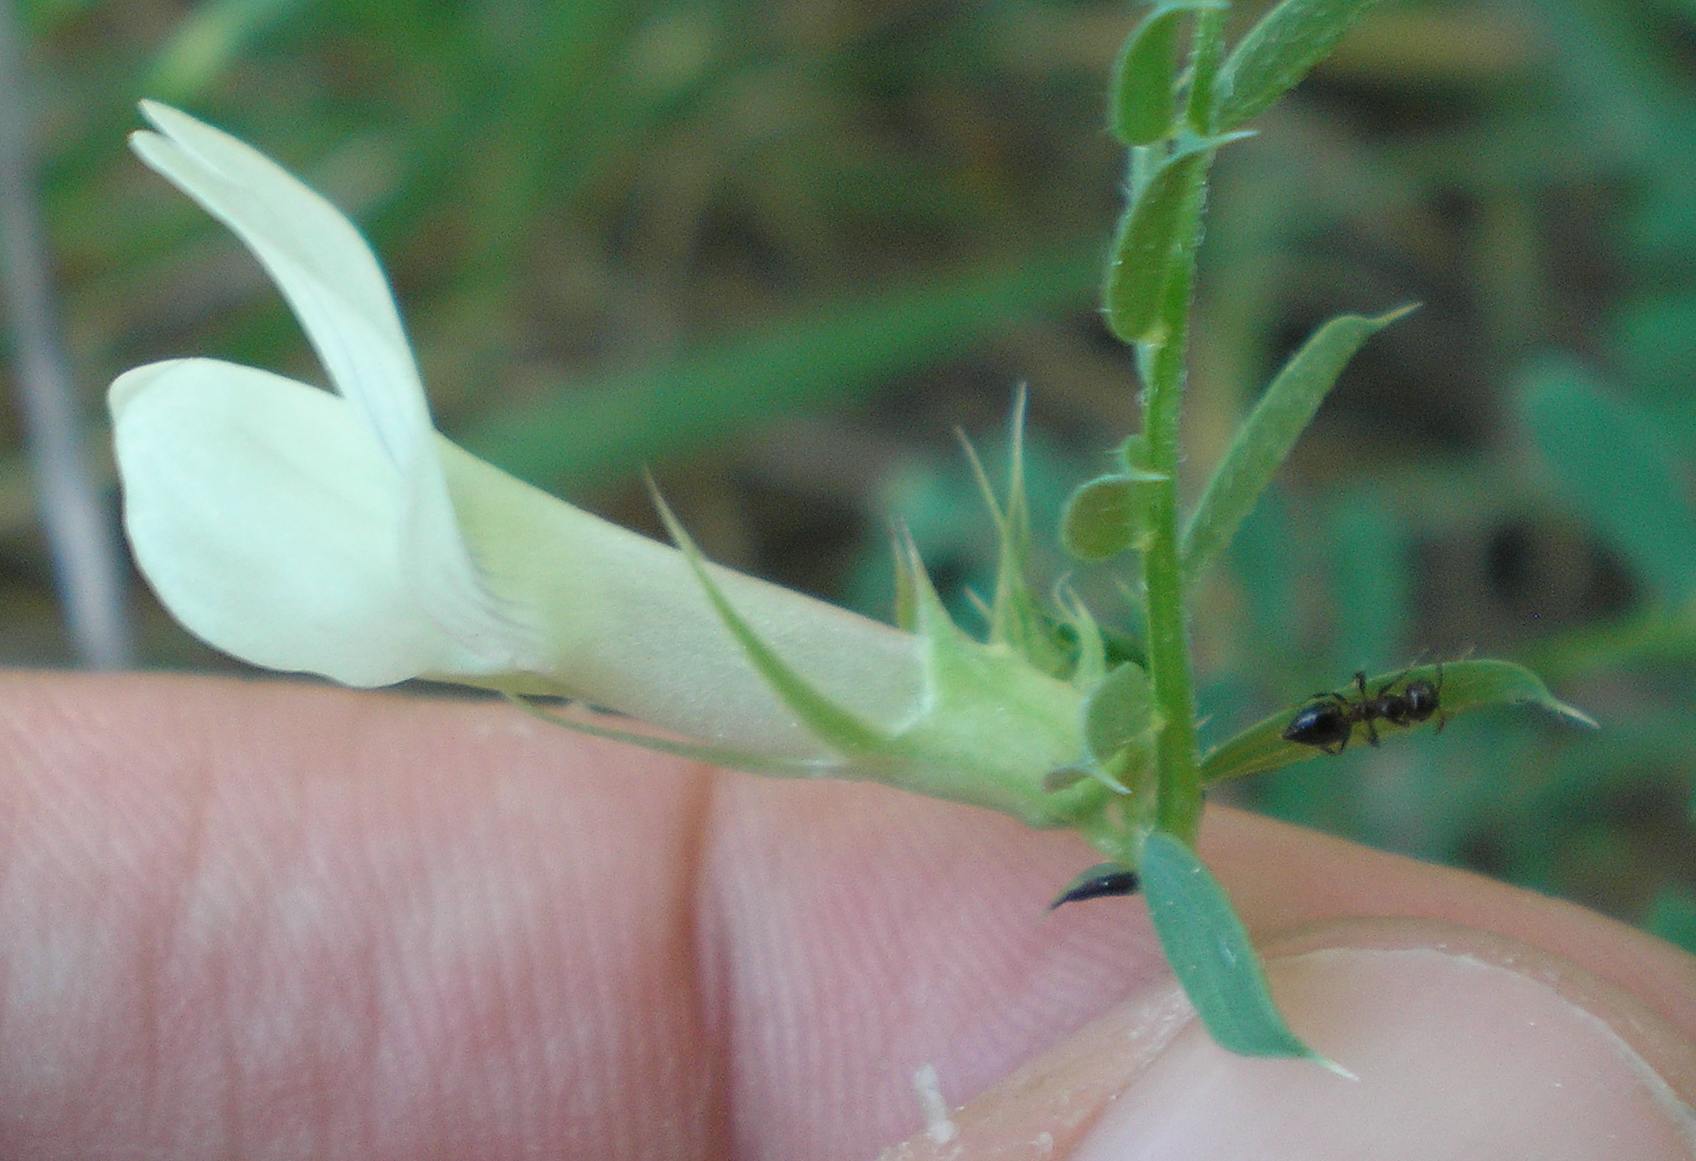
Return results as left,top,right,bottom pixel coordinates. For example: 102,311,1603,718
1282,664,1445,756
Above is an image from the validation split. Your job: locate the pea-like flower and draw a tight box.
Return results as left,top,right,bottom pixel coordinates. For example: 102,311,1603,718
111,103,1100,828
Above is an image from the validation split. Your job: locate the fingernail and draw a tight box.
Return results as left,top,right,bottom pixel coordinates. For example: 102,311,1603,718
1075,932,1696,1161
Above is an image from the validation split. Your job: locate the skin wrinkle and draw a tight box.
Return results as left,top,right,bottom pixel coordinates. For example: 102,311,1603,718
124,708,223,1148
185,743,261,1154
696,776,1154,1158
682,755,736,1159
0,673,1688,1160
289,753,381,1159
308,804,386,1161
267,756,335,1157
356,711,515,1157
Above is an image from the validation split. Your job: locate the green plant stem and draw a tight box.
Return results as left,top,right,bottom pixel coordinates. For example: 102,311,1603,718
1140,12,1226,844
1185,7,1226,133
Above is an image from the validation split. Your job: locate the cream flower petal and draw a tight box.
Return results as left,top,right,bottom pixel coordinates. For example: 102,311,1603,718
130,102,425,458
113,104,1100,809
112,355,930,755
112,358,493,686
129,102,535,671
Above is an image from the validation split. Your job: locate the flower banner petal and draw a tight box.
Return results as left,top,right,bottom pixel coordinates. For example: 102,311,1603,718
130,102,426,460
111,358,496,686
130,102,536,671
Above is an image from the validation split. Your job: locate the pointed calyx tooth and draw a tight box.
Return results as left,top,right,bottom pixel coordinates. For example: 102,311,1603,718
1049,863,1142,909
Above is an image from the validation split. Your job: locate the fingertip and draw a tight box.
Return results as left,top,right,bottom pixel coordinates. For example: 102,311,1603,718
884,922,1696,1160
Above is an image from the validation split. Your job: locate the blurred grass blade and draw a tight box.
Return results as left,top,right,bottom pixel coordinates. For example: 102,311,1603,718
460,242,1103,494
0,1,134,669
1181,305,1414,588
1104,137,1246,343
1110,5,1188,146
1519,359,1696,605
1202,659,1598,785
146,0,304,100
1141,832,1344,1069
1216,0,1386,130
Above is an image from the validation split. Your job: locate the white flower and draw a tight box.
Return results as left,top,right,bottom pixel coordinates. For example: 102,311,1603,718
112,103,1094,824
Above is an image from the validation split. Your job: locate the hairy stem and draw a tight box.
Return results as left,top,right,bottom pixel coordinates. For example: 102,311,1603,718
1139,10,1226,843
1185,7,1227,134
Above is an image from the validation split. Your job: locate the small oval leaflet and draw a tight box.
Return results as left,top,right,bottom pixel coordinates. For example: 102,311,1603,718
1061,474,1139,561
1110,6,1185,146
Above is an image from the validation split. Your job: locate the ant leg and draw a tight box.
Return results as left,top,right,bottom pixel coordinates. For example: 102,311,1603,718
1435,708,1448,734
1376,666,1413,697
1377,651,1432,696
1364,718,1380,747
1354,671,1369,700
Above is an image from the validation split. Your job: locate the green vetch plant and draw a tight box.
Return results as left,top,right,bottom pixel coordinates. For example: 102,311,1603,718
109,0,1595,1068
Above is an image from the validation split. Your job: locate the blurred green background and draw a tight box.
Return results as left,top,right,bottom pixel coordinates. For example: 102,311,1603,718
3,0,1693,947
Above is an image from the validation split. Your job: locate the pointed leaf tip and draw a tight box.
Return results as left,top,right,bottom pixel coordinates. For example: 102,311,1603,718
1216,0,1388,130
1141,832,1328,1063
1182,305,1414,588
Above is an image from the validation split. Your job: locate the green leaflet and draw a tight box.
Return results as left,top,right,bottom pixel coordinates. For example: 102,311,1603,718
1141,832,1346,1070
1201,659,1598,785
1181,305,1415,589
1083,661,1157,767
1519,360,1696,605
1051,659,1159,796
1103,140,1218,344
1110,5,1186,147
1215,0,1386,130
1060,472,1163,562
